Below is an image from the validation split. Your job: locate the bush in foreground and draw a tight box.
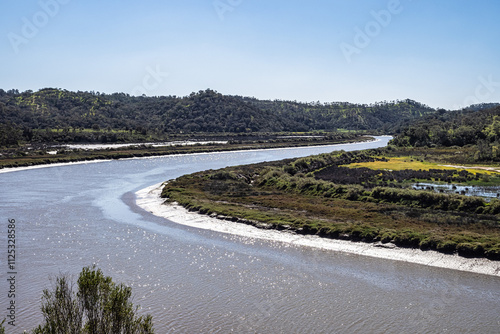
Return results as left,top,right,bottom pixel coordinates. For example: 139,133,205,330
30,265,154,334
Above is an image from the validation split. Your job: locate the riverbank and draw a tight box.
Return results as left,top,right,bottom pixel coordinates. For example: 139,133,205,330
0,134,370,170
136,183,500,277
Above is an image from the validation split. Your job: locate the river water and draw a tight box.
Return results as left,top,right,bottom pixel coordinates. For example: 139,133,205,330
1,136,499,333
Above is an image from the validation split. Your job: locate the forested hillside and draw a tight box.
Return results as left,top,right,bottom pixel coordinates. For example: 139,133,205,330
238,96,434,132
1,88,435,146
391,106,500,162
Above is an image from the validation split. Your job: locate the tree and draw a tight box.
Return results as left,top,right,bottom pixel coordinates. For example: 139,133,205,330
483,115,500,141
32,266,154,334
0,123,22,147
33,274,82,333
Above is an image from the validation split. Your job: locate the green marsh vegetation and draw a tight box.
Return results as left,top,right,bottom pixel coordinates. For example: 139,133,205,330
161,147,500,260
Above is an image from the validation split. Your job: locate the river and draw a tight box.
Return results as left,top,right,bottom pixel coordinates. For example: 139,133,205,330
1,136,499,333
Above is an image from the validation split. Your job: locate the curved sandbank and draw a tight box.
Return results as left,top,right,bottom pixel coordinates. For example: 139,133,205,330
136,183,500,277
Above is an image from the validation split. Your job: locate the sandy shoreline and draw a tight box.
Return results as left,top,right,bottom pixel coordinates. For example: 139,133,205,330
62,140,228,150
0,136,381,174
0,159,113,174
136,182,500,277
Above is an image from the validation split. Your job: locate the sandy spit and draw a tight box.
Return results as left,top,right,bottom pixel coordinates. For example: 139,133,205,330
0,159,113,174
136,182,500,277
0,137,381,174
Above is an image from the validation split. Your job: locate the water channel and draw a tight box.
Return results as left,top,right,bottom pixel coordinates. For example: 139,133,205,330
1,136,499,333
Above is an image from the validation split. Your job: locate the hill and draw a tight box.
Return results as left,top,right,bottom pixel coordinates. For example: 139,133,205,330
1,88,436,146
391,105,500,162
238,96,434,132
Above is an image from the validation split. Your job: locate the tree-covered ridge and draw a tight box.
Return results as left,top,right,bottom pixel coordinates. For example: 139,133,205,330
161,90,298,133
0,88,174,132
1,88,436,143
391,106,500,162
239,97,435,132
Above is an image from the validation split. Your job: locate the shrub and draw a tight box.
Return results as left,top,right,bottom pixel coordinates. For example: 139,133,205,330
419,237,438,250
393,231,422,248
31,266,154,334
456,243,485,258
209,170,237,180
458,196,485,212
485,246,500,261
485,199,500,215
436,241,457,254
345,186,363,201
381,232,395,243
283,164,297,175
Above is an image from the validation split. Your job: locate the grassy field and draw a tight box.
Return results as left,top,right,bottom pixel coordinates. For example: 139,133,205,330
346,157,454,171
345,156,500,176
341,156,500,187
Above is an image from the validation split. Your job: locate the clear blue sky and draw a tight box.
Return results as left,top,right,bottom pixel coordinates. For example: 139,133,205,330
1,0,499,109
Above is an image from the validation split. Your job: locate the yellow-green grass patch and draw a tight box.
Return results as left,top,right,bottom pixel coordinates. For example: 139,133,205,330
344,157,500,175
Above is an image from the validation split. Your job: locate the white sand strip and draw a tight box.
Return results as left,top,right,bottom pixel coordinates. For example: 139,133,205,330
0,159,113,174
0,137,380,174
136,183,500,277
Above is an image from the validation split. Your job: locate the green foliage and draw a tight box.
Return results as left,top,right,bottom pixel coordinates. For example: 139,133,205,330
391,105,500,162
1,88,436,145
34,274,82,333
160,147,500,260
209,170,238,181
0,123,23,147
31,266,154,334
242,97,435,132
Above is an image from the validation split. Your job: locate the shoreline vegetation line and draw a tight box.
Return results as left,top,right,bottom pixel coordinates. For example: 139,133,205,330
0,134,372,171
136,183,500,277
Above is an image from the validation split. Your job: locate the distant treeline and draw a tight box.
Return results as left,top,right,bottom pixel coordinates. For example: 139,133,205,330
391,106,500,162
0,88,436,146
